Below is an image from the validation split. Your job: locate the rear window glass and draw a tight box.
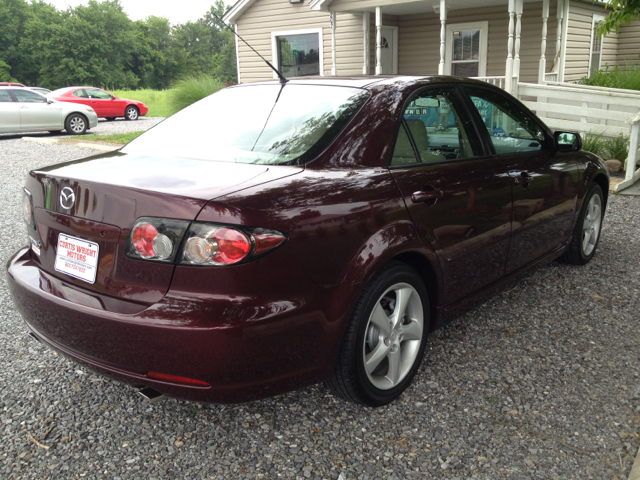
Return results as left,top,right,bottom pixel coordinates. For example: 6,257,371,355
49,87,75,97
122,84,370,165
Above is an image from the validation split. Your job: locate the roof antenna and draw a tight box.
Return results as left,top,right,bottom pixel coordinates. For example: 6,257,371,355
209,11,289,85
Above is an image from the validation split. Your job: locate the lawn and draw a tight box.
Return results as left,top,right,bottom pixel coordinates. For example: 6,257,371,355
111,89,174,118
73,131,144,144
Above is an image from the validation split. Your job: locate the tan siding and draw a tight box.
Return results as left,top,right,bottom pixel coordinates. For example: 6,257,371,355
564,2,616,82
236,0,363,83
617,20,640,66
396,2,558,83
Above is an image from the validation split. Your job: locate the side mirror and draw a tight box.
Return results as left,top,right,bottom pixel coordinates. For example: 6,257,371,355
555,131,582,152
110,95,116,100
46,98,55,104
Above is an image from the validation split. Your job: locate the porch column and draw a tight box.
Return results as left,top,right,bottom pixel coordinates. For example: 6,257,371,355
331,12,337,76
513,0,523,81
539,0,550,83
554,0,564,75
375,7,382,75
363,13,370,75
505,0,516,94
438,0,447,75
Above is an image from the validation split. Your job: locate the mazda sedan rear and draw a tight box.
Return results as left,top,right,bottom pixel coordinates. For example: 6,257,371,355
7,77,609,406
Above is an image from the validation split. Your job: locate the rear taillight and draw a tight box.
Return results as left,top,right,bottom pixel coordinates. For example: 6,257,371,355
125,218,286,266
125,218,190,263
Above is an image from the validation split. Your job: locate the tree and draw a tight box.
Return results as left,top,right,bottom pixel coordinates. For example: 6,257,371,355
598,0,640,36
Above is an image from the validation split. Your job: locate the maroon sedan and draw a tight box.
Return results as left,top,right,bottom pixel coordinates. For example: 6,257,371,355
8,76,608,406
48,86,148,121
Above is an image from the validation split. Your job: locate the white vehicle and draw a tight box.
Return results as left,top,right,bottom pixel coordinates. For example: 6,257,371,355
0,86,98,135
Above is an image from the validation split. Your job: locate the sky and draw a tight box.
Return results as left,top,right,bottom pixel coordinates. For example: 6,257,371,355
44,0,237,25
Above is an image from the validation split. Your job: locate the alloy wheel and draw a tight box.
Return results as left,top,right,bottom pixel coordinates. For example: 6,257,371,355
582,193,602,257
363,282,424,390
69,117,85,134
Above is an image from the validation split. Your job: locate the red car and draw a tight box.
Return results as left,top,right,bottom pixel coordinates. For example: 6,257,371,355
48,86,148,121
8,76,608,406
0,82,25,87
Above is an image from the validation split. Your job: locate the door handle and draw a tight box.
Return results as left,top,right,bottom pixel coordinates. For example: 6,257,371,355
411,188,444,204
512,171,531,188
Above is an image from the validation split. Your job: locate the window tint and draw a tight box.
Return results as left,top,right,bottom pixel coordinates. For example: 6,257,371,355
12,89,46,103
85,88,112,100
73,89,88,98
0,90,13,103
123,85,370,165
463,86,548,155
276,33,320,78
391,86,483,166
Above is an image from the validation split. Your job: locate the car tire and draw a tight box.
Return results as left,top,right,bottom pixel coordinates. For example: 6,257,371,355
64,114,87,135
124,106,139,121
327,261,430,406
106,117,116,122
561,183,604,265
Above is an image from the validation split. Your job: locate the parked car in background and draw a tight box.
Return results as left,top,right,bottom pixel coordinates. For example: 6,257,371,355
0,86,97,135
7,76,608,407
28,87,51,95
0,82,25,87
48,86,148,121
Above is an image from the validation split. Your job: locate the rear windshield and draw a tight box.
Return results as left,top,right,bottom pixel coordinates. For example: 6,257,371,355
122,84,370,165
48,87,75,97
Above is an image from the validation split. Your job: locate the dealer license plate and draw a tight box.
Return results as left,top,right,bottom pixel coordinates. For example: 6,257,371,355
54,233,99,284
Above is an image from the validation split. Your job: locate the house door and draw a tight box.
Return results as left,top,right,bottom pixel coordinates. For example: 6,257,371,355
380,26,398,74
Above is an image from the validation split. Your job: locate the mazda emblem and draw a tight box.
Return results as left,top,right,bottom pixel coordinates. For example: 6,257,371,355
60,187,76,210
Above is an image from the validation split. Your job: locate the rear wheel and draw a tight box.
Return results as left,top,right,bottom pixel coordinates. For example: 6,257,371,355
65,114,87,135
562,183,604,265
327,262,430,406
124,106,139,121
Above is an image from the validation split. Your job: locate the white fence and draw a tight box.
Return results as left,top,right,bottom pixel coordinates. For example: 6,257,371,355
517,81,640,192
472,76,519,96
517,82,640,137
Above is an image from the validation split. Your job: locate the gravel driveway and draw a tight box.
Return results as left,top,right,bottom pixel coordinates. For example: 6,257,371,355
1,128,639,480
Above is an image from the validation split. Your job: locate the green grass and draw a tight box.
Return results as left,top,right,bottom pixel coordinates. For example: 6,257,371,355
73,131,144,144
110,89,174,117
582,131,607,157
168,75,225,114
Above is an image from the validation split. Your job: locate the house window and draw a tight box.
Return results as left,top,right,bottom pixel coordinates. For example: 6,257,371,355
445,22,488,78
271,29,323,79
589,15,605,77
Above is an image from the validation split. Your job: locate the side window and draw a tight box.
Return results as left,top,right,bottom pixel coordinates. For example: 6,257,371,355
391,86,483,167
463,86,548,155
73,89,87,98
0,90,13,103
85,88,112,100
12,89,47,103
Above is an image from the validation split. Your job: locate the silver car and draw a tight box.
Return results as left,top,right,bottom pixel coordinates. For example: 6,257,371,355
0,87,98,135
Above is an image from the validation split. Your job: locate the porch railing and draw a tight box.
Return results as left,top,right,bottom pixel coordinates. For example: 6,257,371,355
614,113,640,193
544,73,559,83
471,75,519,95
517,82,640,138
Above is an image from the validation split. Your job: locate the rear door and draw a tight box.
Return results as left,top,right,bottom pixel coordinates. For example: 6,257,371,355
461,85,580,274
13,89,61,131
389,85,513,305
0,89,20,133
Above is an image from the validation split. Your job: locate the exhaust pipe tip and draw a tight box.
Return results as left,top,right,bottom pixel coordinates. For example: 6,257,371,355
137,387,166,403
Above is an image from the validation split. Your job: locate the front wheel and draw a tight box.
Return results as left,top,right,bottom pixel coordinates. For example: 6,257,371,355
327,262,430,406
562,183,604,265
124,106,139,121
65,114,87,135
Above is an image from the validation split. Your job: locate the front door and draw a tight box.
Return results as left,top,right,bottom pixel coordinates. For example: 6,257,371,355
0,89,20,133
379,26,397,74
13,89,61,131
389,85,513,306
461,85,580,273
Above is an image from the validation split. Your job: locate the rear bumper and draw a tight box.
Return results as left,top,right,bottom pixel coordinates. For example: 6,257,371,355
7,247,357,403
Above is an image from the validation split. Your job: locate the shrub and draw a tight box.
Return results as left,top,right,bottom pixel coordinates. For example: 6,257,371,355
582,131,607,157
168,75,227,115
604,132,629,161
578,64,640,91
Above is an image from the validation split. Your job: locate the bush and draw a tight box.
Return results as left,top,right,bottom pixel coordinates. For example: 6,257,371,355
603,132,629,161
582,131,607,157
578,64,640,91
168,76,227,115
